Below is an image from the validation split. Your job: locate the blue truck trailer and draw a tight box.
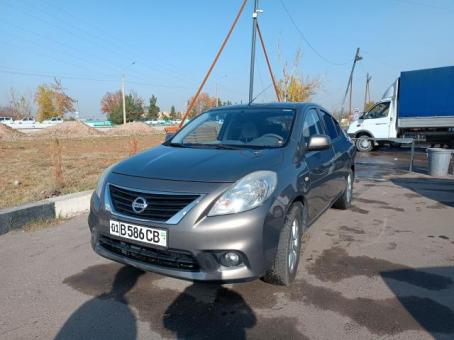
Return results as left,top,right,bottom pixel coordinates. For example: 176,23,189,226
347,66,454,151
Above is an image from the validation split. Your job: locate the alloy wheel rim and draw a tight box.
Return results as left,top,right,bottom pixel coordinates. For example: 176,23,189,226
288,219,299,272
360,138,371,149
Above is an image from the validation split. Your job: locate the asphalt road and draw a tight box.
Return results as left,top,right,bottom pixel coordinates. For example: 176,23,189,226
1,148,454,339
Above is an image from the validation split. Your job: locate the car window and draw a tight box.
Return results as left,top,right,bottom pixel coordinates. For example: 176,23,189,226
321,111,338,140
364,102,390,119
302,109,324,146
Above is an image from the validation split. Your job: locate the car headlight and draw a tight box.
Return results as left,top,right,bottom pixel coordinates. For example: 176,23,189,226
208,171,277,216
95,165,114,198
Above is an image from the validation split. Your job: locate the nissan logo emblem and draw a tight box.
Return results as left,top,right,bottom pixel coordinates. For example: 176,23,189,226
132,197,148,214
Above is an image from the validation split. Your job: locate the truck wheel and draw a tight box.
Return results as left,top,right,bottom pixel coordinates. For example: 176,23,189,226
356,135,373,152
333,171,353,210
263,202,306,286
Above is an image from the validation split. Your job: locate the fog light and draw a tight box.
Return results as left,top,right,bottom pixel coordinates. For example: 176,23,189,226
221,252,241,267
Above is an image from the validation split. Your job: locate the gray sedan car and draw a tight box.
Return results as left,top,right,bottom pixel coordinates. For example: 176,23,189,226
89,103,355,285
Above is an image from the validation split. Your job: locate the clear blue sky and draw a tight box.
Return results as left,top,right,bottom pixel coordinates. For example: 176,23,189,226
1,0,453,118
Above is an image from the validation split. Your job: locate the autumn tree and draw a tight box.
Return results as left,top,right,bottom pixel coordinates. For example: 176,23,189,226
364,101,376,111
0,105,15,118
101,90,144,124
147,95,160,120
101,90,122,115
277,50,320,102
187,92,217,118
9,88,32,119
34,80,75,121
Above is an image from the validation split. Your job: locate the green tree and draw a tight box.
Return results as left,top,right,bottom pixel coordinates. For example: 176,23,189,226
147,95,160,120
102,91,144,124
169,105,177,119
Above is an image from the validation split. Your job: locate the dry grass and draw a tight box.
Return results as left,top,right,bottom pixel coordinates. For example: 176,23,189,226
22,217,68,232
0,134,164,209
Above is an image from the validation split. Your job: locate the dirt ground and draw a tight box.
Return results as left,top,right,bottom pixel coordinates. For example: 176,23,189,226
0,150,453,339
0,134,164,209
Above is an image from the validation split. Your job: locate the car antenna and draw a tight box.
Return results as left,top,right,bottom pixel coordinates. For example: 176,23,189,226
249,84,273,105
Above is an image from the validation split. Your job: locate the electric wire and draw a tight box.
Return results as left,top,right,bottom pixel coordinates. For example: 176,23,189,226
278,0,350,66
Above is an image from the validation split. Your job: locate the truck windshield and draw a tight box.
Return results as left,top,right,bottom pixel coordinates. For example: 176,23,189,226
169,108,295,149
364,102,390,119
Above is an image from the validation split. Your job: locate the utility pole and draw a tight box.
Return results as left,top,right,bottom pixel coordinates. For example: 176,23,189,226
121,61,135,125
248,0,260,103
121,75,126,125
341,48,362,118
363,73,372,111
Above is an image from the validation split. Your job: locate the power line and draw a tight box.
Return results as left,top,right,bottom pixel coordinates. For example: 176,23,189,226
278,0,350,66
0,67,190,88
389,0,453,12
4,1,192,84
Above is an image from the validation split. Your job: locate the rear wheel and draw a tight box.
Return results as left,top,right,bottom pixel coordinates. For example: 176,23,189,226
356,135,373,152
263,202,306,286
333,171,353,210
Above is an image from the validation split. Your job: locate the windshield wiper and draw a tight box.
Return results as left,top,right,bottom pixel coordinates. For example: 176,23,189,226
168,142,188,148
212,144,243,150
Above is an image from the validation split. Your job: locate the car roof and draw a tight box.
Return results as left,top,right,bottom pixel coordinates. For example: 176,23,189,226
208,102,322,112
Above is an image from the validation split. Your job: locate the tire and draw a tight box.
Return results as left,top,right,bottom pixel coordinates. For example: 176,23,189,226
333,171,353,210
263,202,306,286
355,135,373,152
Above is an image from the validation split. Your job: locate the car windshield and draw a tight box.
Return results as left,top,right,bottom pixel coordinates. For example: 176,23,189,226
169,108,295,149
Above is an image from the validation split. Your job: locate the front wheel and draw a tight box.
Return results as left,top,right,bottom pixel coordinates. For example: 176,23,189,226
263,202,306,286
356,135,373,152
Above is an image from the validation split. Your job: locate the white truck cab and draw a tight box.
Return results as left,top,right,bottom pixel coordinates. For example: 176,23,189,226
347,80,399,152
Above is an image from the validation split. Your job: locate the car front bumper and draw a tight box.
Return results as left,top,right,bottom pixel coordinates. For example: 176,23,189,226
88,176,285,282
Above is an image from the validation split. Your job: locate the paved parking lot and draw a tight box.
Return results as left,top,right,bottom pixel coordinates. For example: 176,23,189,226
1,148,453,339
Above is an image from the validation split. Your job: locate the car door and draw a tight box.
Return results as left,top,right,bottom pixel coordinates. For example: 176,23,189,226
359,102,391,138
299,108,335,222
319,109,346,199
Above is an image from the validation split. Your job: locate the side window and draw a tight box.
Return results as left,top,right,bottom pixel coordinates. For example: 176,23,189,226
302,109,324,146
321,111,338,140
364,102,390,119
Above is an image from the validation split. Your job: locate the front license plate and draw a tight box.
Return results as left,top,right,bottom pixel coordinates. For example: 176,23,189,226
109,220,168,248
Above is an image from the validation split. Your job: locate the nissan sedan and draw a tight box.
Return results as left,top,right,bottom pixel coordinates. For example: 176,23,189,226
89,103,355,285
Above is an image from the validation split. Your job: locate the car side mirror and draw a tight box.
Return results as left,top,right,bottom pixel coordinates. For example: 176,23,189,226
306,135,331,151
164,133,175,142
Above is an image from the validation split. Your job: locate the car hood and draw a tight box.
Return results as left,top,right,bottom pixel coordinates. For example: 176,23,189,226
112,145,284,183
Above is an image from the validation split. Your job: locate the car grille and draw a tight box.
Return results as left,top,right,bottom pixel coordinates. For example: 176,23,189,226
99,235,199,271
109,185,199,222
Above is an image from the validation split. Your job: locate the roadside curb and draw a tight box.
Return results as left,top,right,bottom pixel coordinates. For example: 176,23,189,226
0,190,92,235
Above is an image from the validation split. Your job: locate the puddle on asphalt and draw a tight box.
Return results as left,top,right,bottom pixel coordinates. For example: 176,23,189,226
339,226,366,235
355,198,389,206
350,205,369,214
307,247,453,290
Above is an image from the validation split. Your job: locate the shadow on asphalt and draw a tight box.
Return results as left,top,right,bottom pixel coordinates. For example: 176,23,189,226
381,266,454,336
390,177,454,207
55,265,145,340
58,263,262,339
163,283,256,339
